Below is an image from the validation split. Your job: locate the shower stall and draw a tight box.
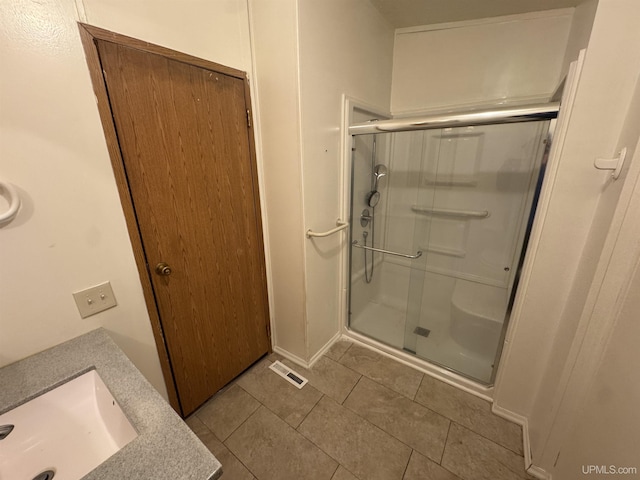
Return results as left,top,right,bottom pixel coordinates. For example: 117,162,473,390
347,104,557,385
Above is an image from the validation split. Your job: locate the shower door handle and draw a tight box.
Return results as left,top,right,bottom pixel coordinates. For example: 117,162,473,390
351,241,422,259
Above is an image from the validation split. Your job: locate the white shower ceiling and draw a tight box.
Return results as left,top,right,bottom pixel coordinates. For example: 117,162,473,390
370,0,585,27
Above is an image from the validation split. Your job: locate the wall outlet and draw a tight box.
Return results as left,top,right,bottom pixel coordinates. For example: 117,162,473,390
72,281,117,318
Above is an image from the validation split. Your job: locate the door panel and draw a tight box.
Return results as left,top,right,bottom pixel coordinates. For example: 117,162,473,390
97,40,270,415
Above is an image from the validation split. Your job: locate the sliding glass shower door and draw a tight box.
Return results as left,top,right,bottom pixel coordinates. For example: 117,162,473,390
348,120,550,384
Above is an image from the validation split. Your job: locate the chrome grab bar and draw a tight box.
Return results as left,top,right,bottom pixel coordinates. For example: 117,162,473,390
411,205,490,218
306,220,349,238
352,240,422,259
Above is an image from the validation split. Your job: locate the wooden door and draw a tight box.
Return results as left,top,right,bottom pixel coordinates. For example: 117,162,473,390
91,35,270,416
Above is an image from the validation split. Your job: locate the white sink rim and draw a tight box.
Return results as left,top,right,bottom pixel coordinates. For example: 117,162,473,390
0,369,138,480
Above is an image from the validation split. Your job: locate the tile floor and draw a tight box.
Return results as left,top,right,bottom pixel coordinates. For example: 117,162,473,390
186,340,534,480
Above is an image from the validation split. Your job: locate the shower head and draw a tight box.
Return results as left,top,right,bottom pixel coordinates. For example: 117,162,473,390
366,190,380,208
373,164,387,191
366,164,387,207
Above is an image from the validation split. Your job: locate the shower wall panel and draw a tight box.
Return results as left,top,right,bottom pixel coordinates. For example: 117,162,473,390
383,123,545,289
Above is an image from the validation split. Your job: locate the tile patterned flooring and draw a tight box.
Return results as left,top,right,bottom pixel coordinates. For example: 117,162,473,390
186,340,534,480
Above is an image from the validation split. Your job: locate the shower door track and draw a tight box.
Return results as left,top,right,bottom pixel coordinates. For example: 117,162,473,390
349,102,559,135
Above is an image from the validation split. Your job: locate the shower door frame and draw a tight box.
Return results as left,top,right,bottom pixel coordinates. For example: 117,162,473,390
340,97,391,349
341,98,559,398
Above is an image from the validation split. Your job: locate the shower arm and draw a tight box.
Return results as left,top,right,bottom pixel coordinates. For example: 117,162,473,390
351,240,422,259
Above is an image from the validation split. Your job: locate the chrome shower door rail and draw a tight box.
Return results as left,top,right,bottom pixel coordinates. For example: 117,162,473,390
348,102,560,135
352,240,422,259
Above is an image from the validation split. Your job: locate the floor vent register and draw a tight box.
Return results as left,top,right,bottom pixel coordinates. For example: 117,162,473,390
269,361,308,389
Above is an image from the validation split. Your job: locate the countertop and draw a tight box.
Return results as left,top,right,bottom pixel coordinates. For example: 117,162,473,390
0,328,222,480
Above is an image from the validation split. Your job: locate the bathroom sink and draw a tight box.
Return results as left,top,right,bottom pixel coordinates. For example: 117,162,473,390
0,369,137,480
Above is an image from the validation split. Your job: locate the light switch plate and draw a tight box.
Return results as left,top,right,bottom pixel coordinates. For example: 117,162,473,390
73,281,118,318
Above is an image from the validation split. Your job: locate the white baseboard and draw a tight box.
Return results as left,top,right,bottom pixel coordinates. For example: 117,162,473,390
527,465,552,480
308,331,342,368
272,331,342,370
491,403,530,462
491,403,551,479
272,346,311,369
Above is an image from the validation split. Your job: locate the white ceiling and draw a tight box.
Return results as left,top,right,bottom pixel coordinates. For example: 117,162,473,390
370,0,585,28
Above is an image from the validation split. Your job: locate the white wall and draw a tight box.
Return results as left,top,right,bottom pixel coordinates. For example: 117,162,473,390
249,0,307,360
0,0,255,399
529,85,640,470
530,54,640,476
250,0,394,363
390,10,573,115
494,0,640,445
298,0,394,359
560,0,598,78
82,0,253,73
553,243,640,477
537,110,640,475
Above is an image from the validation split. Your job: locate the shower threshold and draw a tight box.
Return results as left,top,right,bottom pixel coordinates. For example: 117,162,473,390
344,327,494,401
348,301,496,392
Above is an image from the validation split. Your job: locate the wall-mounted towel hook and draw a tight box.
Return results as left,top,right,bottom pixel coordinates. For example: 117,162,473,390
594,147,627,179
0,181,21,225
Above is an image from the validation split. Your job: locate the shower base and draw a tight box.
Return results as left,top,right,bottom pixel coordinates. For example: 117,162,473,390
350,300,495,383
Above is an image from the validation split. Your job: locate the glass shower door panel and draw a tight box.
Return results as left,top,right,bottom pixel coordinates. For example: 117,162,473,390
348,121,549,385
349,131,402,346
403,122,548,383
401,130,438,354
349,133,377,337
349,130,429,351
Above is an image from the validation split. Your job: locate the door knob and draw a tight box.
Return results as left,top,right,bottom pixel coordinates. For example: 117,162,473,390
155,262,172,276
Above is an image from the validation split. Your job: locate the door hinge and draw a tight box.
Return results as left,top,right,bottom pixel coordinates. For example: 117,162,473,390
246,109,252,128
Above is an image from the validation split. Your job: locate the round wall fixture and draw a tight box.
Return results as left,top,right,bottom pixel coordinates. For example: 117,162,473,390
0,181,20,225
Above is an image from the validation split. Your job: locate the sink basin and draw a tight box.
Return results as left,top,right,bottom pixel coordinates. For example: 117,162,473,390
0,369,137,480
